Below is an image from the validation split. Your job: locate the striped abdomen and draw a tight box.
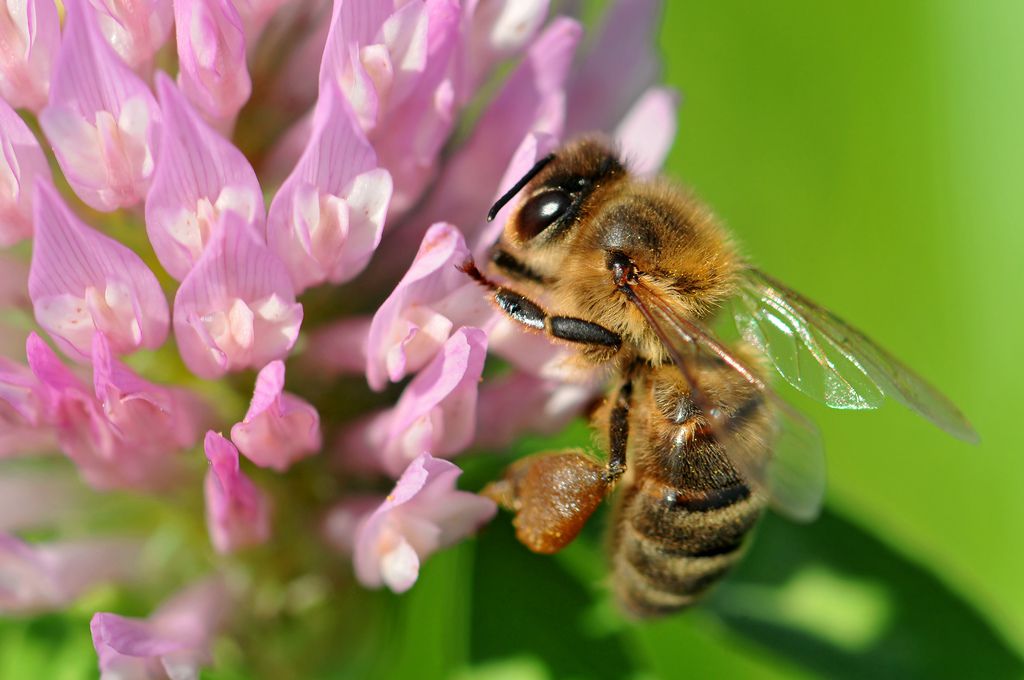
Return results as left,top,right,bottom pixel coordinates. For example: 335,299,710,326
611,478,763,616
609,361,771,617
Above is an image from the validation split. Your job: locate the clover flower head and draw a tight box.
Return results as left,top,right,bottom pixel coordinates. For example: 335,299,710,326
0,0,675,674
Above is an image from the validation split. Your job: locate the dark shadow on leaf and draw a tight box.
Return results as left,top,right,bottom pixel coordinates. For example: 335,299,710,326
705,508,1024,679
470,519,636,680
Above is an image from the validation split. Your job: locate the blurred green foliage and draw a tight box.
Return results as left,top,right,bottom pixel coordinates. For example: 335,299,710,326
3,1,1023,678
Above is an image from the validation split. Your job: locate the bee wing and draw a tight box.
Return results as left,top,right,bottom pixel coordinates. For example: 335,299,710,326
734,268,978,443
624,280,826,522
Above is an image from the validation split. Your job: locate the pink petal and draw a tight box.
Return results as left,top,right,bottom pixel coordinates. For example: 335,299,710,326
319,0,460,216
91,332,202,454
0,353,55,457
92,577,227,678
0,354,46,425
458,0,549,95
341,327,487,476
317,0,400,131
24,332,84,400
565,0,661,135
203,430,270,553
474,370,598,450
409,17,580,242
29,182,169,360
174,211,303,379
0,0,60,111
39,0,161,211
0,97,51,245
300,315,371,378
91,614,190,672
230,359,321,471
352,453,495,592
377,534,420,593
89,0,175,71
233,0,289,45
26,333,186,489
0,533,141,614
26,337,128,489
266,82,392,292
614,86,678,177
174,0,251,126
366,222,493,390
146,72,265,280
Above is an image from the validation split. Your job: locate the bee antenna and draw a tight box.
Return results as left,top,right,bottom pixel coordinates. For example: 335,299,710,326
486,153,556,222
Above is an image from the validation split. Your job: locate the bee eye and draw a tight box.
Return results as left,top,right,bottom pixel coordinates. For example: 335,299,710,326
515,189,571,240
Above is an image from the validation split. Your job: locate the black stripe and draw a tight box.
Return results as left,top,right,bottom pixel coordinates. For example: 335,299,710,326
549,316,621,347
490,248,547,283
727,392,765,433
629,498,761,558
671,533,746,559
664,483,751,512
625,539,737,593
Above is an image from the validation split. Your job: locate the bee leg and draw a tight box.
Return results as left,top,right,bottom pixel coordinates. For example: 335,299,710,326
483,377,637,554
483,450,610,554
460,258,622,350
605,379,633,483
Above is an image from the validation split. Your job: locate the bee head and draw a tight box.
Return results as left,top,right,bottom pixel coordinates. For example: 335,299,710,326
489,137,739,342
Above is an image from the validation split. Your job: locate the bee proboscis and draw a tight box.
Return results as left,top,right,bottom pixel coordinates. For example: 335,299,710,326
464,136,977,617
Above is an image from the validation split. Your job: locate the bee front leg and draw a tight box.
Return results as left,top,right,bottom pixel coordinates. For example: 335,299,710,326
460,259,622,353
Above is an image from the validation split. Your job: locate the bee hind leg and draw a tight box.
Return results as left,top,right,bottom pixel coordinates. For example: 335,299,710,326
483,379,635,554
483,450,610,554
604,378,632,483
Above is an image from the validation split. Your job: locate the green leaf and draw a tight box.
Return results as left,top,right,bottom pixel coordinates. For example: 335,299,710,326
707,509,1024,678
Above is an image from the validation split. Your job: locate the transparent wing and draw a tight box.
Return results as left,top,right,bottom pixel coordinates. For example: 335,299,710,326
624,280,826,522
734,268,978,443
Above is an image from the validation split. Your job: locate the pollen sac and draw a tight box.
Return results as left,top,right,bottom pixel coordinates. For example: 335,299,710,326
484,450,609,554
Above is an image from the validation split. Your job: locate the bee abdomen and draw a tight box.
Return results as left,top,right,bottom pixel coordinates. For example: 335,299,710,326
611,481,764,617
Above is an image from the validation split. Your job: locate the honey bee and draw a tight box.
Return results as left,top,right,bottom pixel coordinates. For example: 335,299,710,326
462,136,978,617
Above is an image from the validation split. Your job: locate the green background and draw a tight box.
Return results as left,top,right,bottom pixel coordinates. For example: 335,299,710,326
3,1,1023,678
